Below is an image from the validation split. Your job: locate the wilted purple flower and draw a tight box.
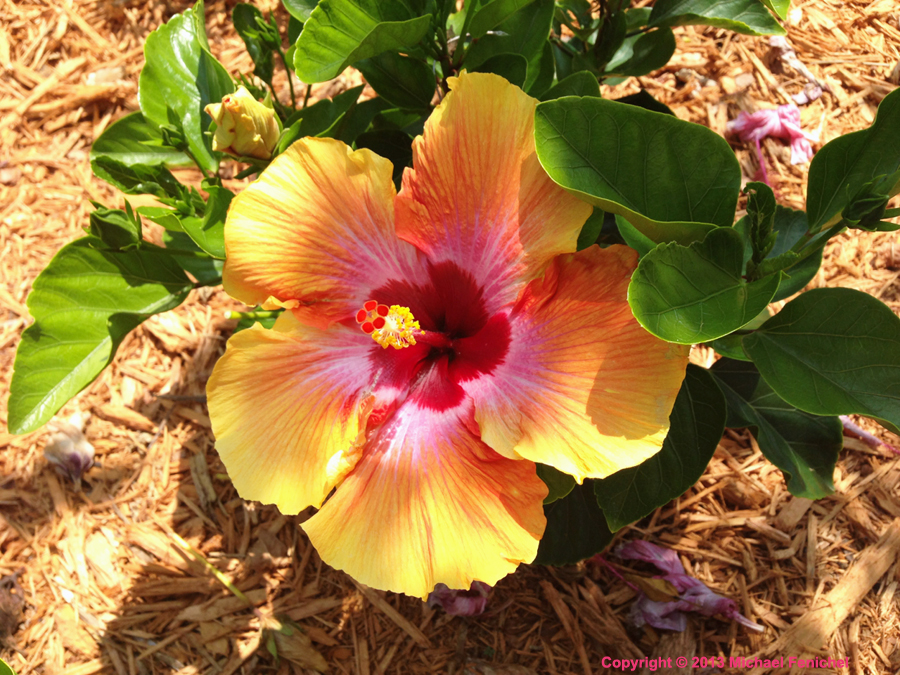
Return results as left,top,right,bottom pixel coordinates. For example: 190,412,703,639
427,581,491,617
44,412,95,488
727,104,814,166
616,541,763,633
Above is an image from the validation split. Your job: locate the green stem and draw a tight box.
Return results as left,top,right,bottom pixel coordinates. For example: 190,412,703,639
144,244,212,259
302,83,312,108
224,310,281,320
277,46,297,108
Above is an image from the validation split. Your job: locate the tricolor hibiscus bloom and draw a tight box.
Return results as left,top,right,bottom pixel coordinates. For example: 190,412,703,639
207,73,689,598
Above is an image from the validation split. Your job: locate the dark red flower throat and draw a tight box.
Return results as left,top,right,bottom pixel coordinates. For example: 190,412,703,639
368,261,511,412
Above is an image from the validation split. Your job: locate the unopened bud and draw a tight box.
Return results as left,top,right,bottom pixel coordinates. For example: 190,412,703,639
205,87,280,160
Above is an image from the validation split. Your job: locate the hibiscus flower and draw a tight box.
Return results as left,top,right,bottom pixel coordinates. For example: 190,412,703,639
207,72,689,598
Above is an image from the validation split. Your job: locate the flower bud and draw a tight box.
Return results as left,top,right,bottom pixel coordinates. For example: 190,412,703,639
205,87,280,160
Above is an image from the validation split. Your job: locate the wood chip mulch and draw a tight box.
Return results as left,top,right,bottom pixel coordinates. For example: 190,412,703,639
1,0,899,673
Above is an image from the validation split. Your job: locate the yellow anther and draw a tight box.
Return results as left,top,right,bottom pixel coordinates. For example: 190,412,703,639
372,305,419,350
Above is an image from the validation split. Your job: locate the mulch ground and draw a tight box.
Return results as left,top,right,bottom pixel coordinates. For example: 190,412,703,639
1,0,899,673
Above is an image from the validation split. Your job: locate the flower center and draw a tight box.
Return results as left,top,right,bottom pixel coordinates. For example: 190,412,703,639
356,300,420,350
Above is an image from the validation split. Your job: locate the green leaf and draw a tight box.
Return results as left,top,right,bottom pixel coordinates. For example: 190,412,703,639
575,209,606,250
765,206,821,301
540,71,600,101
356,52,435,110
463,0,554,91
138,1,235,174
711,358,841,499
233,3,275,84
534,96,740,245
467,0,538,38
604,27,676,77
526,42,555,97
277,85,364,152
537,464,576,504
87,204,142,250
0,657,15,675
761,0,790,20
806,90,900,232
90,156,185,201
706,306,770,361
90,112,191,167
355,130,413,188
472,53,528,86
595,364,726,531
163,231,223,285
649,0,785,36
628,228,782,344
293,0,432,83
283,0,318,21
332,97,393,145
181,184,232,258
534,481,614,565
8,239,192,434
742,287,900,431
614,90,675,116
137,206,185,232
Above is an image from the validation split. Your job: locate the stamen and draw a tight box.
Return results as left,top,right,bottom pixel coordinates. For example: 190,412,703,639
356,300,419,349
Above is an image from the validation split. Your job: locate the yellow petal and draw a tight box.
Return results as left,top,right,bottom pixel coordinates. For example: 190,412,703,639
223,137,421,324
206,311,378,514
303,398,547,598
395,72,592,312
466,245,690,480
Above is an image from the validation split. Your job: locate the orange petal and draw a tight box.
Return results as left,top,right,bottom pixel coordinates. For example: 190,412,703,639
303,396,547,598
223,137,422,322
395,72,592,312
207,311,381,514
464,245,690,481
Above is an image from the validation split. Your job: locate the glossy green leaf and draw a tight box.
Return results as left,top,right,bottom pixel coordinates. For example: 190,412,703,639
467,0,538,38
332,97,393,145
614,90,675,116
534,481,614,565
712,358,841,499
766,206,821,301
743,287,900,431
540,71,600,101
526,42,555,97
472,53,528,86
87,204,142,250
464,0,554,91
706,306,770,361
138,1,235,174
761,0,790,20
8,239,192,434
649,0,785,36
355,129,413,188
91,156,185,201
293,0,432,83
357,52,435,110
277,85,364,152
137,206,184,232
233,3,275,84
575,209,607,250
163,230,223,285
180,184,232,258
90,112,191,167
807,90,900,231
595,364,726,531
283,0,318,21
534,96,739,244
604,27,676,77
537,464,576,504
628,228,782,344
